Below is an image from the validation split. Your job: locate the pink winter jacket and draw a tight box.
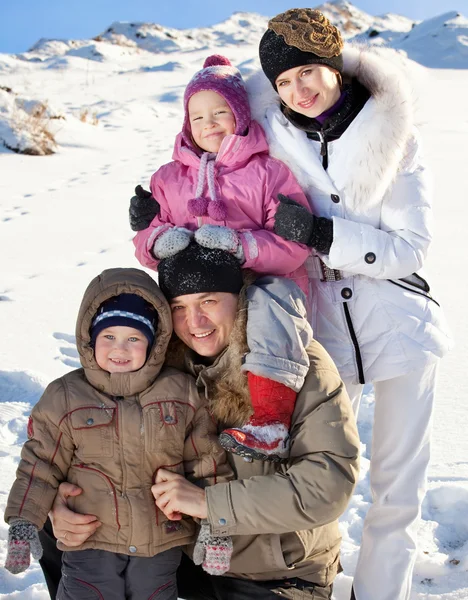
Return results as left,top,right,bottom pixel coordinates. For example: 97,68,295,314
133,120,310,293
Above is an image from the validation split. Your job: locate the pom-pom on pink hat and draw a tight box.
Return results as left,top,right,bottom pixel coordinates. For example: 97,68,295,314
182,55,251,150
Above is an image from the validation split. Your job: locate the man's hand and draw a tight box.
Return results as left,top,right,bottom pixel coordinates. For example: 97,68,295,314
151,469,208,520
129,185,160,231
49,483,101,547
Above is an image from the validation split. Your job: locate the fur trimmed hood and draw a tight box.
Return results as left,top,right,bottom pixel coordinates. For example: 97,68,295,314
247,44,427,209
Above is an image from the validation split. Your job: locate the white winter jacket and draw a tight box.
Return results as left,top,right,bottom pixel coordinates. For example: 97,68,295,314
248,45,452,384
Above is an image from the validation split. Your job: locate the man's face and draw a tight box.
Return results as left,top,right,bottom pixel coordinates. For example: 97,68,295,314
170,292,238,357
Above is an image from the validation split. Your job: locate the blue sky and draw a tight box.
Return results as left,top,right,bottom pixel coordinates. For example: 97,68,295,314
1,0,465,54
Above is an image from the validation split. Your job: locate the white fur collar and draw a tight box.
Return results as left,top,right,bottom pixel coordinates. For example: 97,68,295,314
247,44,424,208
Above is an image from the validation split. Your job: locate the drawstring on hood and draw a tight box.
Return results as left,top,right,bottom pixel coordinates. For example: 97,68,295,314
187,151,228,221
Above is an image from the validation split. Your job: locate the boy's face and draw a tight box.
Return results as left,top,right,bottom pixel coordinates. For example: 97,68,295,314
188,90,236,153
94,326,148,373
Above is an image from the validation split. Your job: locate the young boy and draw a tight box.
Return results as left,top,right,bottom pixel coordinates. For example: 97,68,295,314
4,267,231,600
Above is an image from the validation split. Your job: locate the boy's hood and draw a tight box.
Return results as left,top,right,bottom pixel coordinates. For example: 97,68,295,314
75,268,172,397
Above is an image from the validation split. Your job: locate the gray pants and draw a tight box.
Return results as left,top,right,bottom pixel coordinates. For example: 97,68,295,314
57,547,181,600
243,276,313,392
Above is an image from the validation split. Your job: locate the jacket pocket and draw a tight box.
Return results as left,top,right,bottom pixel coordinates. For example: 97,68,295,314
144,401,186,454
388,273,440,307
70,407,115,458
68,464,122,536
270,533,296,570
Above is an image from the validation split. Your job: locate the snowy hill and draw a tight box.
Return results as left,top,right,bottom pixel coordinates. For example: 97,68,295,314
396,11,468,68
1,2,468,599
1,3,467,155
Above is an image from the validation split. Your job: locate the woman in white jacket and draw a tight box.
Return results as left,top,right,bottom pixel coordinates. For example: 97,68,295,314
252,8,452,600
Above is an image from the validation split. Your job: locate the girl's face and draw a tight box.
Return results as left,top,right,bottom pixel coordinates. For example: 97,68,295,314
275,64,341,118
188,90,236,153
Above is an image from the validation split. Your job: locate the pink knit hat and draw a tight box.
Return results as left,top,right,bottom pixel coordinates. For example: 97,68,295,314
182,55,251,149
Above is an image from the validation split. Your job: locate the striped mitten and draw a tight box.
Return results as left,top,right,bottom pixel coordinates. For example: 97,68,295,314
5,519,43,574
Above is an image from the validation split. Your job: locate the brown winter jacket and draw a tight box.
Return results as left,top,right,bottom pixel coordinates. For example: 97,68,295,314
169,282,360,587
5,268,231,557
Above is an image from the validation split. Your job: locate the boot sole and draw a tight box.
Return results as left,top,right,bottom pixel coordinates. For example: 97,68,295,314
218,432,286,463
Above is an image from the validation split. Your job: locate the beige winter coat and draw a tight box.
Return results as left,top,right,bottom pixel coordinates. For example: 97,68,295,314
169,282,360,586
5,268,230,557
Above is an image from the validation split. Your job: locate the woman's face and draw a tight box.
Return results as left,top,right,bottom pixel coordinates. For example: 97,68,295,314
275,64,341,118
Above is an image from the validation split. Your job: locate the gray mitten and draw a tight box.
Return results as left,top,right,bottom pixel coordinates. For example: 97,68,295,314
153,227,194,259
193,519,233,576
274,194,333,254
5,518,43,574
129,185,160,231
194,225,244,262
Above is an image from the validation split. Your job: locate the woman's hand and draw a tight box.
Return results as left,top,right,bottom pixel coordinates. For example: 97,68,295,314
49,483,101,547
151,469,208,520
129,185,160,231
274,194,333,254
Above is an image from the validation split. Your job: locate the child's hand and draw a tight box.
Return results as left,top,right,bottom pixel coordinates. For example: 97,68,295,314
5,519,42,574
129,185,160,231
194,225,245,263
193,520,233,575
153,227,194,259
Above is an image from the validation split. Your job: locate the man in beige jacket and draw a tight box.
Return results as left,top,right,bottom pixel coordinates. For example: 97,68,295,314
42,243,360,600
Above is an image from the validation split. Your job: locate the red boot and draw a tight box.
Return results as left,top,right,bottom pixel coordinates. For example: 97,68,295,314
219,373,297,462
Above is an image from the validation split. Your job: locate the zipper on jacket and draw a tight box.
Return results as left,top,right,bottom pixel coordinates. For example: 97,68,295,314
343,303,365,384
114,396,128,507
388,280,441,307
317,130,329,170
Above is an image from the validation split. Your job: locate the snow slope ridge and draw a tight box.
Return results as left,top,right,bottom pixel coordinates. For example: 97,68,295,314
1,5,466,156
396,12,468,68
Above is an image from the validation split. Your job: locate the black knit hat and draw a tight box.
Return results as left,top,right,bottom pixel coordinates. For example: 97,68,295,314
90,293,158,347
259,9,344,89
158,242,244,300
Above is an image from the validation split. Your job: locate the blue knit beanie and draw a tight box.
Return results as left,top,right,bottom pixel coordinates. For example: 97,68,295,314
90,293,158,347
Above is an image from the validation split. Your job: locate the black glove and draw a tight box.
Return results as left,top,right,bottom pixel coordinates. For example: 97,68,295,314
129,185,160,231
274,194,334,255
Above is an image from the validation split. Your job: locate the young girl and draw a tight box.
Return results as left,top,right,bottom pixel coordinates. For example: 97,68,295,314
4,268,232,598
133,55,314,462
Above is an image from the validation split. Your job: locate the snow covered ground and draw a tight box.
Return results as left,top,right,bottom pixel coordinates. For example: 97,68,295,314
1,4,468,599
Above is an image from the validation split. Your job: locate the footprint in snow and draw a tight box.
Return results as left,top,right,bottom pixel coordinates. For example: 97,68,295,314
54,332,80,369
0,372,44,449
422,485,468,552
53,331,76,344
